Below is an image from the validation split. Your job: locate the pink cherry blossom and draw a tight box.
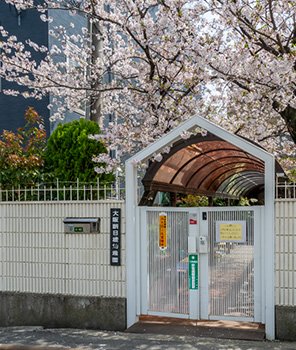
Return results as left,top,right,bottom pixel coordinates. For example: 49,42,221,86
0,0,295,174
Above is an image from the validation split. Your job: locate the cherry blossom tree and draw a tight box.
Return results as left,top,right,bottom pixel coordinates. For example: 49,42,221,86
0,0,295,172
203,0,296,171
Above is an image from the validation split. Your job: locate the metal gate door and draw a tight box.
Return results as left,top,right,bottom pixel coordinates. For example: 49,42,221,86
145,209,189,317
141,206,262,323
201,207,261,321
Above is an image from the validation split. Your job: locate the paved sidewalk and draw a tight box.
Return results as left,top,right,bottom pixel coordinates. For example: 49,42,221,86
0,327,296,350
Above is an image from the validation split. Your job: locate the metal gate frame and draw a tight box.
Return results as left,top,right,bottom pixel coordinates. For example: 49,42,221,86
125,115,275,339
139,206,264,323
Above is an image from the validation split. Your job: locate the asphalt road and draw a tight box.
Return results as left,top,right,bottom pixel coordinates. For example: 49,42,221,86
0,327,296,350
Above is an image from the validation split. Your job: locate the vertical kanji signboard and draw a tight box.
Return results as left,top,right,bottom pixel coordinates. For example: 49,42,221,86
110,208,121,266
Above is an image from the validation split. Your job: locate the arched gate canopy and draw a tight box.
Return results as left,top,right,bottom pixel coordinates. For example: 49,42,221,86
140,133,283,203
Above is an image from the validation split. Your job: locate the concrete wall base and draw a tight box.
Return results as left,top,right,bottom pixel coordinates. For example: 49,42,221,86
276,305,296,340
0,292,126,331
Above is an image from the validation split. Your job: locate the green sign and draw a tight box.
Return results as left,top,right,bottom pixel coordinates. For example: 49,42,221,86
189,254,198,290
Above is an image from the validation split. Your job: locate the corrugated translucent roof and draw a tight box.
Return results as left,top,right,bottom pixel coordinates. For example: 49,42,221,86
141,133,283,201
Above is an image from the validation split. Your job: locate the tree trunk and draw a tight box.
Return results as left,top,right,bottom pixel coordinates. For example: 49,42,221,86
279,105,296,145
89,21,102,126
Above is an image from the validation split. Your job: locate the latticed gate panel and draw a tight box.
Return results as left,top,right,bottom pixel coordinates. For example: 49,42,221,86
147,210,189,315
208,210,255,319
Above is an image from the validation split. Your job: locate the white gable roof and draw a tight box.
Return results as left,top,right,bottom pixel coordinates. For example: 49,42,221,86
126,115,273,165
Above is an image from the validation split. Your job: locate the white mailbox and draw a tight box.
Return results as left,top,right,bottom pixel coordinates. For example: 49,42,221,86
63,217,100,234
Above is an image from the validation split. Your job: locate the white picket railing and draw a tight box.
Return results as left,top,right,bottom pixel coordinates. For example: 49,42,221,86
276,179,296,199
0,200,126,298
0,179,125,202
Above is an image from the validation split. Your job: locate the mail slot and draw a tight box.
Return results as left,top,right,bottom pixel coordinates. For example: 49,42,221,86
63,217,100,234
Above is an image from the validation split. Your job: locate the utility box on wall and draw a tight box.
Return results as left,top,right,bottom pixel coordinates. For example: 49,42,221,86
63,218,100,234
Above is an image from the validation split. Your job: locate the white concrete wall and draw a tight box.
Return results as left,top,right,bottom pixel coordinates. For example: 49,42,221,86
1,198,295,307
0,200,126,297
275,199,296,306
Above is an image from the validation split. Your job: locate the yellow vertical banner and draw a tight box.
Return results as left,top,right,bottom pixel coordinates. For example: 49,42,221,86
159,212,167,249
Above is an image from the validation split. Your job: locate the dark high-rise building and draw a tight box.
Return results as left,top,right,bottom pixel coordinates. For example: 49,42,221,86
0,2,50,133
0,2,87,135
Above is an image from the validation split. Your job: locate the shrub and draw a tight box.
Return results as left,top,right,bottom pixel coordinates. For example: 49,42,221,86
44,118,113,183
177,194,209,207
0,107,46,188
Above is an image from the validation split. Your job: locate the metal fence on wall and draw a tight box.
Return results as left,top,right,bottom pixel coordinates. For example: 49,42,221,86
275,180,296,306
0,200,126,298
0,179,125,202
276,180,296,199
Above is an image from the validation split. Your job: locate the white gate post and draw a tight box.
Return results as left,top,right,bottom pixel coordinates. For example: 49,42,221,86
264,156,275,340
125,161,138,327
